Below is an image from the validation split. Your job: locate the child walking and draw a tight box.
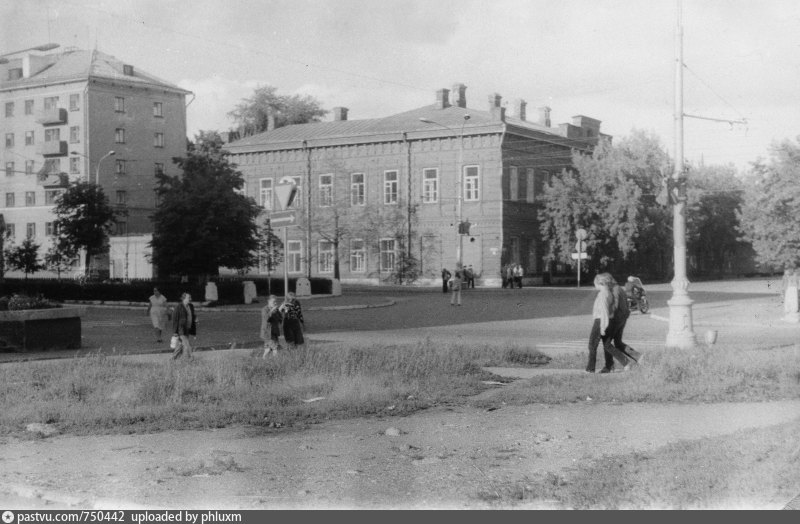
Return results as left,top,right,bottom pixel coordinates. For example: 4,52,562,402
260,295,283,357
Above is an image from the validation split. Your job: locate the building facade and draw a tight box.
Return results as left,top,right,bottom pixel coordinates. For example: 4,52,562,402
0,45,190,278
225,84,606,286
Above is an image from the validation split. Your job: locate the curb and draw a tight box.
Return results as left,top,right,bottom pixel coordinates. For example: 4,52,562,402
63,298,397,312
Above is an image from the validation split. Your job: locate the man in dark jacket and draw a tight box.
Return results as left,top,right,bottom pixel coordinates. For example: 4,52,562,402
172,292,194,359
603,280,643,371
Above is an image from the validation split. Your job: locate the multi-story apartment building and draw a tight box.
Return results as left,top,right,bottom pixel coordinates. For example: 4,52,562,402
226,84,607,286
0,44,190,278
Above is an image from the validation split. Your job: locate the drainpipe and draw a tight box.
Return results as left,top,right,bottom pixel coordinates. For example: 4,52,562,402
403,132,412,283
303,140,312,279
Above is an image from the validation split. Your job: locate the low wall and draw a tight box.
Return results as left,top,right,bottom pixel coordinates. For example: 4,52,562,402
0,307,84,352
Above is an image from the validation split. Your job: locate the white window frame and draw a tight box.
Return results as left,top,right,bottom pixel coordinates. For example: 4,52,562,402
153,102,163,117
69,94,80,111
44,128,59,142
24,100,33,115
25,191,35,206
259,178,273,210
115,128,125,144
319,173,333,207
509,166,519,201
25,160,34,175
116,190,127,205
287,240,303,274
5,162,13,177
380,238,396,272
26,222,36,239
70,157,80,174
464,165,480,202
114,96,125,113
318,240,335,274
25,130,34,146
350,239,366,273
422,168,438,203
526,168,535,203
383,170,398,205
44,96,59,110
115,159,126,175
154,132,164,148
6,224,15,239
4,134,13,148
351,173,365,206
5,193,14,207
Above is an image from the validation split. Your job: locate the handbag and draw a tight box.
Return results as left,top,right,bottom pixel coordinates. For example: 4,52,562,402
170,334,180,349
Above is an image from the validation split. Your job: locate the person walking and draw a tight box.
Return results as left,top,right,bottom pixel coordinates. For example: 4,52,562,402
450,266,463,306
514,264,524,288
441,268,452,294
171,292,194,360
506,264,515,289
586,274,630,373
466,265,476,288
146,287,169,343
260,295,283,357
501,264,509,289
280,292,305,348
607,275,643,368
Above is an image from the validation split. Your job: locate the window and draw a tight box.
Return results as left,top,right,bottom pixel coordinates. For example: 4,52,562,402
116,191,127,205
70,126,80,143
350,239,366,272
541,170,551,186
526,168,535,202
5,102,13,117
70,157,80,174
6,224,15,239
383,170,398,205
45,189,63,205
7,68,22,81
115,128,125,144
153,102,163,117
155,163,165,176
25,160,34,175
5,133,13,148
45,222,58,236
319,174,332,207
25,130,34,146
422,168,438,203
154,132,164,148
26,223,36,238
464,165,480,201
5,162,13,177
259,178,273,210
5,193,14,207
509,166,519,201
287,240,303,274
290,176,302,209
114,97,125,113
380,239,396,272
24,100,33,115
69,94,80,111
44,128,60,142
115,160,126,175
25,191,35,206
44,97,59,110
351,173,365,206
318,240,334,273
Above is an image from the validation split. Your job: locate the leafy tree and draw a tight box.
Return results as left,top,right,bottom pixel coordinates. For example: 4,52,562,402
6,237,46,281
150,134,262,281
44,236,78,281
538,130,671,277
738,137,800,269
228,85,328,136
52,181,118,276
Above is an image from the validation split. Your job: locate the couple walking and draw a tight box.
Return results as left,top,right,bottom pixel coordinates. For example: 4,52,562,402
586,273,643,373
260,292,305,357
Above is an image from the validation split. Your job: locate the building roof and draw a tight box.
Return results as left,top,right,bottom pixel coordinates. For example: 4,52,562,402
0,47,191,95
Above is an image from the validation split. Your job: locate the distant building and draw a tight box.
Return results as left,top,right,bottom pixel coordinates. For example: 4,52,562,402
0,45,191,279
225,84,607,286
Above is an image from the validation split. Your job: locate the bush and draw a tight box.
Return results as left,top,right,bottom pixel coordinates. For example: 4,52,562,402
7,294,58,311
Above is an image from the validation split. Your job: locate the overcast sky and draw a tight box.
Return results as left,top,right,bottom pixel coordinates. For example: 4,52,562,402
3,0,799,171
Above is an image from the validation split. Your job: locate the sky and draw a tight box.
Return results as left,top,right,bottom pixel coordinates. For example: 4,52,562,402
3,0,800,171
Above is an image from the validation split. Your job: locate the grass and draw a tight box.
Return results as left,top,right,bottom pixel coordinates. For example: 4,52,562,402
482,417,800,509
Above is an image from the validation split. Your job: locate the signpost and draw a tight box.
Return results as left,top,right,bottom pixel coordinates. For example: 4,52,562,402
272,178,298,299
575,228,588,288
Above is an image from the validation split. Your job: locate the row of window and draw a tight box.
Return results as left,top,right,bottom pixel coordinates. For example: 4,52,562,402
256,166,482,211
4,157,165,177
260,238,398,275
4,127,80,148
4,95,164,118
3,189,127,208
3,220,129,241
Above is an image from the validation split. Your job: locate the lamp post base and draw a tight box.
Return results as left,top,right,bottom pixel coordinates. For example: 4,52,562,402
666,293,696,349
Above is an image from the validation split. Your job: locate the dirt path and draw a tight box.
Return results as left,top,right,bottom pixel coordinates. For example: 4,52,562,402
2,400,799,509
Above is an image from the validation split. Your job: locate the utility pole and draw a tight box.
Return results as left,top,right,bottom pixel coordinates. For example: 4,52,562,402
666,0,696,349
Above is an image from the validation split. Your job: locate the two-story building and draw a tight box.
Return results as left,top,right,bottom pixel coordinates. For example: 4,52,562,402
225,84,606,286
0,44,191,279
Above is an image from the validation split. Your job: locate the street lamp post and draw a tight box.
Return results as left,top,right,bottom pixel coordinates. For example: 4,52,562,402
419,114,470,269
71,150,115,185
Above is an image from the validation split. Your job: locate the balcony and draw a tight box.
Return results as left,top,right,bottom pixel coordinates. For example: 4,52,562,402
37,140,67,157
36,107,67,125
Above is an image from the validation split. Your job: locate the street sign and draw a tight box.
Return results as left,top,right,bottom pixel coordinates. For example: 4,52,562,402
576,228,587,240
571,252,588,260
575,240,584,252
274,180,297,211
269,210,297,227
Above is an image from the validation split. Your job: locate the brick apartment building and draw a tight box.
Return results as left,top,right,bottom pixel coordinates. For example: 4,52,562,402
0,45,190,278
225,84,606,286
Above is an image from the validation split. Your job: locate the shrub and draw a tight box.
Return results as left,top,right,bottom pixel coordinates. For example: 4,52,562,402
7,294,58,311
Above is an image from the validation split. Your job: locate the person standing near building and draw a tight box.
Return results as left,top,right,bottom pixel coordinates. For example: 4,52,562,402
514,264,524,288
441,268,452,294
146,287,169,343
260,295,283,357
280,292,305,348
450,266,463,306
171,292,194,360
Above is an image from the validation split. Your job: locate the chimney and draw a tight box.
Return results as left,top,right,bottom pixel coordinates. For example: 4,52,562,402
435,89,450,109
538,106,551,127
489,93,505,122
452,83,467,108
514,99,527,121
488,93,502,109
333,107,349,121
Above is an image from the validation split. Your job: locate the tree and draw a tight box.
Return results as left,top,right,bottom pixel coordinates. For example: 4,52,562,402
44,236,78,281
228,85,327,137
150,134,262,281
6,237,46,281
738,137,800,269
538,130,671,277
52,181,118,277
